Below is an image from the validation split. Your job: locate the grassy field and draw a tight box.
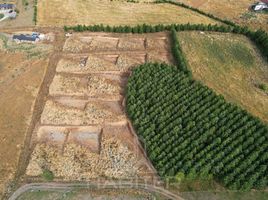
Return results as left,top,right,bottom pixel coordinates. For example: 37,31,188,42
0,34,52,198
37,0,220,26
17,188,160,200
175,0,268,32
178,31,268,123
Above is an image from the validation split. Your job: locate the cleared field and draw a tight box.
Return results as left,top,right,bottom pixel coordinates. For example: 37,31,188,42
175,0,268,32
26,32,172,183
37,0,220,26
178,31,268,123
0,35,52,198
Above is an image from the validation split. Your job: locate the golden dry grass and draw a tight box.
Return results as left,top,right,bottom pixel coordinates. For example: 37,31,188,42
37,0,220,26
178,31,268,123
176,0,268,32
0,53,48,198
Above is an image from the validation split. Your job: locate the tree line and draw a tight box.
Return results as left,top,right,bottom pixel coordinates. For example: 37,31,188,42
154,0,236,27
64,23,268,61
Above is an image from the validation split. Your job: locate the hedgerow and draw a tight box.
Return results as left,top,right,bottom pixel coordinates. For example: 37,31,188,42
64,23,268,61
156,0,236,27
126,63,268,190
170,27,191,75
33,0,38,25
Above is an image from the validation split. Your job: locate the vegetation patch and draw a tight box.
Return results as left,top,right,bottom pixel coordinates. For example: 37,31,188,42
41,169,54,181
126,63,268,190
178,31,268,122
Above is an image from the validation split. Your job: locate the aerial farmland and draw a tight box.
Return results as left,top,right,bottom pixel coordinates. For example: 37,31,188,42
0,0,267,200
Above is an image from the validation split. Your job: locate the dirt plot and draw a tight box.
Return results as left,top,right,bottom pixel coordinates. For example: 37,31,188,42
26,32,169,183
175,0,268,32
49,74,122,98
36,126,101,153
27,124,152,180
118,38,145,50
41,100,126,126
63,37,93,53
37,0,220,27
146,37,169,50
179,31,268,122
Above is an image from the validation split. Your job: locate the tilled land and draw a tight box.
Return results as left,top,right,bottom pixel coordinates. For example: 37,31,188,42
26,32,173,182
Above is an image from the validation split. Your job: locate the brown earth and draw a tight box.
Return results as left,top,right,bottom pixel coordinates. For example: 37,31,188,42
176,0,268,32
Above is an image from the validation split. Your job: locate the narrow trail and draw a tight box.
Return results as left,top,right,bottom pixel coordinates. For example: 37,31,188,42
9,182,185,200
3,29,66,200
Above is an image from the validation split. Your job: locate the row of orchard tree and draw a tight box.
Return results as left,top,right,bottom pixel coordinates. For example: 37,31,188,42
126,63,268,190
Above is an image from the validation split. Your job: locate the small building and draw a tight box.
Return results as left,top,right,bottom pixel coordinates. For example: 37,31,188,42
0,3,15,10
12,34,40,43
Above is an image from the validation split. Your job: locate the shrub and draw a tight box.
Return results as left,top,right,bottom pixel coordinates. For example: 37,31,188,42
41,169,54,181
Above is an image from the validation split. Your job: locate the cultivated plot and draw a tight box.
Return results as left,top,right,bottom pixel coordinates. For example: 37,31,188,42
26,32,173,182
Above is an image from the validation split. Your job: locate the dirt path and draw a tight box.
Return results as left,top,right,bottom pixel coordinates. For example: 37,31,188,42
2,28,66,199
9,182,184,200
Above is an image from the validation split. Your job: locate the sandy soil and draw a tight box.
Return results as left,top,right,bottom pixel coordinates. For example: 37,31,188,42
37,0,220,26
176,0,268,32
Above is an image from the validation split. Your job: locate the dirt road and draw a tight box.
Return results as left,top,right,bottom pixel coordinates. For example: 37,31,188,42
9,182,184,200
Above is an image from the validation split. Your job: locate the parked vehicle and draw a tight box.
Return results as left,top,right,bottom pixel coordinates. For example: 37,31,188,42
251,2,268,11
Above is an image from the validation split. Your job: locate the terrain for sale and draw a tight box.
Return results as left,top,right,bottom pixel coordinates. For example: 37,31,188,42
178,31,268,123
175,0,268,32
0,32,52,199
26,32,173,182
37,0,220,27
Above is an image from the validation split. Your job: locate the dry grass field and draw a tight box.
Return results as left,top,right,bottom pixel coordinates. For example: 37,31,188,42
0,35,52,198
176,0,268,32
37,0,220,26
178,31,268,123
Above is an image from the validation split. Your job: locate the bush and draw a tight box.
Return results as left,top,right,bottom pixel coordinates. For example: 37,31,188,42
41,169,54,181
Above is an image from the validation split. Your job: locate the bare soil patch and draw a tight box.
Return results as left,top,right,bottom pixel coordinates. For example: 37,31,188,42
27,133,149,180
118,38,145,50
41,100,125,126
49,74,122,98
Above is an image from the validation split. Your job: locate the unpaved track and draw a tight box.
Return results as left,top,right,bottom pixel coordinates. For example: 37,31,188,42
3,28,66,200
9,182,184,200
